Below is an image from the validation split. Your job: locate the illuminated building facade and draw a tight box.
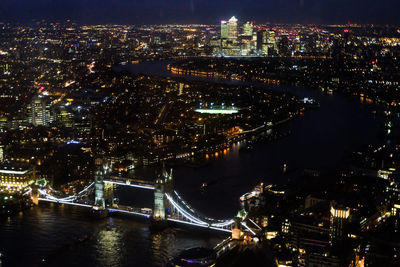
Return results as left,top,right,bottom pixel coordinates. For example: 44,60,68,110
219,17,279,56
0,161,34,192
257,30,277,55
266,31,277,47
240,22,256,55
220,16,242,55
28,96,53,126
227,16,238,39
330,201,350,244
153,167,173,220
242,21,253,37
232,217,243,240
220,21,229,39
94,158,105,209
220,16,278,56
194,108,238,114
55,106,74,128
392,203,400,232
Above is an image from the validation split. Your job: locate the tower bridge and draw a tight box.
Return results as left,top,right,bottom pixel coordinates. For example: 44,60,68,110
35,158,261,236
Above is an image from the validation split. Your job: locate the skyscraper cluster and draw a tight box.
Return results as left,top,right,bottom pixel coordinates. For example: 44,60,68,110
218,16,277,57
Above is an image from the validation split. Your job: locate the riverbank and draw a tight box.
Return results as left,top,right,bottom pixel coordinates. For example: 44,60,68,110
0,193,32,218
168,64,281,85
114,59,382,219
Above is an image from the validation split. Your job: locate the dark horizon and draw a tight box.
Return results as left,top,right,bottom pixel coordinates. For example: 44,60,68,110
0,0,399,26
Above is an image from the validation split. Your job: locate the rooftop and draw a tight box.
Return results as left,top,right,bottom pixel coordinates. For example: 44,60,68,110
0,161,31,175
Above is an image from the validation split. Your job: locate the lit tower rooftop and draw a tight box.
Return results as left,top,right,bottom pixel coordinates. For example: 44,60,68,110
229,16,238,22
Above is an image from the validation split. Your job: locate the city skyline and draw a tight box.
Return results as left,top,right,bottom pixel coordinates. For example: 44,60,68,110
1,3,400,265
0,0,399,25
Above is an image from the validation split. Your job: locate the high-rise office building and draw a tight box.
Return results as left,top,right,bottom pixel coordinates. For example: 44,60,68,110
256,31,265,54
28,96,53,126
278,34,290,56
227,16,238,39
266,31,276,45
330,201,350,245
243,21,253,37
221,20,229,39
55,106,74,128
392,203,400,233
220,16,240,55
257,30,277,55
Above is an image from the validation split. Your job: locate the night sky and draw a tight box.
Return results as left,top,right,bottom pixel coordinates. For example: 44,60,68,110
0,0,399,25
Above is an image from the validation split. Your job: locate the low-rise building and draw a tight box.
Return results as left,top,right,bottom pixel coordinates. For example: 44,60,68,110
0,161,34,192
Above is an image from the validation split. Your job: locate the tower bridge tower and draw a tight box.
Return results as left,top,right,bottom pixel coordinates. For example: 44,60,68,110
94,158,105,209
104,180,115,207
153,165,174,220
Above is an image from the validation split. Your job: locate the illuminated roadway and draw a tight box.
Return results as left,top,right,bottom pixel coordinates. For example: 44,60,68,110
36,180,239,234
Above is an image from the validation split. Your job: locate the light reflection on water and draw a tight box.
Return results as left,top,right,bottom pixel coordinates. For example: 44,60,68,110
95,219,125,266
150,229,177,266
0,204,226,267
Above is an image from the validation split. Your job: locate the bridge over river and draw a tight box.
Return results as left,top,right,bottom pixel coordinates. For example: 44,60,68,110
33,158,262,237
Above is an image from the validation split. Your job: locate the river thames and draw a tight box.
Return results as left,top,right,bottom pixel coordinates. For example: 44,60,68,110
0,60,381,266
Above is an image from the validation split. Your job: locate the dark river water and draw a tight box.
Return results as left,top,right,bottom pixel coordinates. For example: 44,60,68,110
0,60,381,267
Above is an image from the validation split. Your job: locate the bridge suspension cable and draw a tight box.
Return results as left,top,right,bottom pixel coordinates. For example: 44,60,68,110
166,192,234,229
173,191,234,226
165,193,208,225
37,177,235,233
173,190,234,227
38,182,95,202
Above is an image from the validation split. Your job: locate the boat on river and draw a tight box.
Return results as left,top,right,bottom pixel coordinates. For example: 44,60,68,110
200,180,217,191
302,98,320,109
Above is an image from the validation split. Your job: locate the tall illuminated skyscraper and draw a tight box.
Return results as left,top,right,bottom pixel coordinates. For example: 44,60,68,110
220,16,240,55
221,20,229,39
257,30,277,56
266,31,277,51
243,21,253,37
227,16,238,39
330,201,350,245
